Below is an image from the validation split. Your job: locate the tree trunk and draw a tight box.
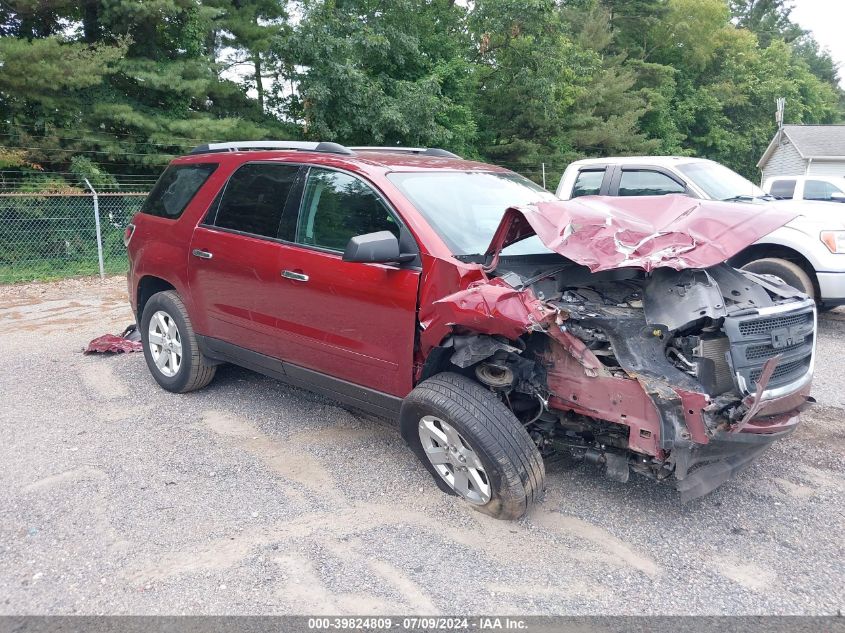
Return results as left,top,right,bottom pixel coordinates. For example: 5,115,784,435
254,54,265,112
81,0,100,44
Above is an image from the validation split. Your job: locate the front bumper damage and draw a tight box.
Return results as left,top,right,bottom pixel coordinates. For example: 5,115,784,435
673,424,797,502
416,196,815,501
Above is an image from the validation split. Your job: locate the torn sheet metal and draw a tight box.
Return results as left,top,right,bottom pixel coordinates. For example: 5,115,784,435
419,267,553,355
85,324,143,354
485,195,799,272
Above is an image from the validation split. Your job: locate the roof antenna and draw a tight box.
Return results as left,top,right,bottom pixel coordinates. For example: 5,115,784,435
775,97,785,131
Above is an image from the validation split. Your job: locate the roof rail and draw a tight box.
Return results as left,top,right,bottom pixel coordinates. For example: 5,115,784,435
188,141,461,159
349,146,462,159
190,141,354,156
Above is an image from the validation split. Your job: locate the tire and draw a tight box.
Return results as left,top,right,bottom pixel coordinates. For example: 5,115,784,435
741,258,816,301
400,372,545,520
140,290,216,393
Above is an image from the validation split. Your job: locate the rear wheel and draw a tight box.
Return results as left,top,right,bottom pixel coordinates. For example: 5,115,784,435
741,257,815,301
400,372,545,520
140,290,216,393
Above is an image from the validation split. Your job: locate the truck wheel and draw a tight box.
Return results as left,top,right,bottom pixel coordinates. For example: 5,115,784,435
140,290,216,393
741,258,815,301
400,372,545,520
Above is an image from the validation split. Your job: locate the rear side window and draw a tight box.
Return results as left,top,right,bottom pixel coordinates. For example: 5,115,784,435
618,170,685,196
141,163,217,219
572,169,604,197
769,179,796,199
212,163,300,238
804,179,844,201
295,168,398,251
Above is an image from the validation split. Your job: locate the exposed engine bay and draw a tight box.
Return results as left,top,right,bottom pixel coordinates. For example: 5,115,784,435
435,255,816,500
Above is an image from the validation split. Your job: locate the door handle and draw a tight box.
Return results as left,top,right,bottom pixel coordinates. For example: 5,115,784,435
281,270,309,282
192,249,213,260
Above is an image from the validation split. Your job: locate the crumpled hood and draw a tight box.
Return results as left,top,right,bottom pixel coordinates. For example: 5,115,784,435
485,194,800,272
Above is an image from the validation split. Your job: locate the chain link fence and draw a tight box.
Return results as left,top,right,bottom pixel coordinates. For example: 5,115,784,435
0,189,148,284
0,158,565,285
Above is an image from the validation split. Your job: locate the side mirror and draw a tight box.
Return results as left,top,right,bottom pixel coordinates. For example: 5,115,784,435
342,231,415,264
830,192,845,202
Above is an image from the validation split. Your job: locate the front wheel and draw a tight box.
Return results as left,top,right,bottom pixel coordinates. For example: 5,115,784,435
140,290,216,393
400,372,545,520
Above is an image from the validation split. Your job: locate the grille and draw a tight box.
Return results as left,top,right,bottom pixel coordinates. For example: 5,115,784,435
745,341,807,361
723,302,815,395
749,357,810,384
738,312,812,336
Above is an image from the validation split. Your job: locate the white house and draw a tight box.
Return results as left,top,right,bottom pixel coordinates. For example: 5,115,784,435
757,124,845,181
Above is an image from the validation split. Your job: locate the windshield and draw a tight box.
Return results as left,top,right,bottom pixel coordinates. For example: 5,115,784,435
387,171,557,256
676,161,767,201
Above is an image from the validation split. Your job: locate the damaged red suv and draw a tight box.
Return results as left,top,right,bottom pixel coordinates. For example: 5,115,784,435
127,141,815,519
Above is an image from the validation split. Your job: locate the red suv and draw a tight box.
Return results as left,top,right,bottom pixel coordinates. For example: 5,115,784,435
127,141,815,519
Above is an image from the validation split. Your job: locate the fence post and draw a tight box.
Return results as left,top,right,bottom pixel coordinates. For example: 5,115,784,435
541,163,546,190
84,178,105,280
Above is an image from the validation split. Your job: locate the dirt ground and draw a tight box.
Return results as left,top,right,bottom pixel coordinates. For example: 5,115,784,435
0,276,843,615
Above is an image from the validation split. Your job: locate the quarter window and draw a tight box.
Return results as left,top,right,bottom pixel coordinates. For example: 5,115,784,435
296,168,399,251
618,170,685,196
141,163,217,219
769,179,796,199
572,170,604,198
212,163,299,238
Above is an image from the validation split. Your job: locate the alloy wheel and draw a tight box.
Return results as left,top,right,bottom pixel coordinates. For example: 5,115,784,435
418,415,491,505
148,310,183,378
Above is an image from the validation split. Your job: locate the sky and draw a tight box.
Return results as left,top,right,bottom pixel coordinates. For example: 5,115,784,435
790,0,845,88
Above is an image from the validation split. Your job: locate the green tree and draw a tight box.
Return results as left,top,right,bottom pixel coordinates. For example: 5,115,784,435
645,0,839,177
729,0,803,46
562,5,662,157
286,0,477,153
468,0,592,172
210,0,290,112
0,0,292,176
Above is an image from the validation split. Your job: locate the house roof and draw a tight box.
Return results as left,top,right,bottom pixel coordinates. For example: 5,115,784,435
758,125,845,168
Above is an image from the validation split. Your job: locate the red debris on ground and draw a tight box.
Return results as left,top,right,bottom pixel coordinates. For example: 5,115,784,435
84,325,143,354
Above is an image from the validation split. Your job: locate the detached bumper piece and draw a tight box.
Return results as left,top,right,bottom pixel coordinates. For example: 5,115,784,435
84,324,143,354
673,427,795,502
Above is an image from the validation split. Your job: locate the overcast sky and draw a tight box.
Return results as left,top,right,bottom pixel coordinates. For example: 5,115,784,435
790,0,845,88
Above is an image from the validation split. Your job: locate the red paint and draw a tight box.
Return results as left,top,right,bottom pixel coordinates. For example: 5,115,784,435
486,196,799,272
85,334,143,354
542,336,663,455
129,148,810,465
675,390,711,444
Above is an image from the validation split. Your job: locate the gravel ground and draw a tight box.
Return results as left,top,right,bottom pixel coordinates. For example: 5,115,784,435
0,276,843,615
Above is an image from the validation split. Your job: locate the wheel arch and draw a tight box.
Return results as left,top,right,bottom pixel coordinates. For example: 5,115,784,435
417,331,529,385
728,243,820,297
136,275,176,322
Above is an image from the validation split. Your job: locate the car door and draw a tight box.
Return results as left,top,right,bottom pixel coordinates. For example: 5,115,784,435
267,166,421,397
187,162,302,357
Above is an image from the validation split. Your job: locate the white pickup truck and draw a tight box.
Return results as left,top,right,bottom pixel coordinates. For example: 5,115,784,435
556,156,845,308
763,175,845,203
